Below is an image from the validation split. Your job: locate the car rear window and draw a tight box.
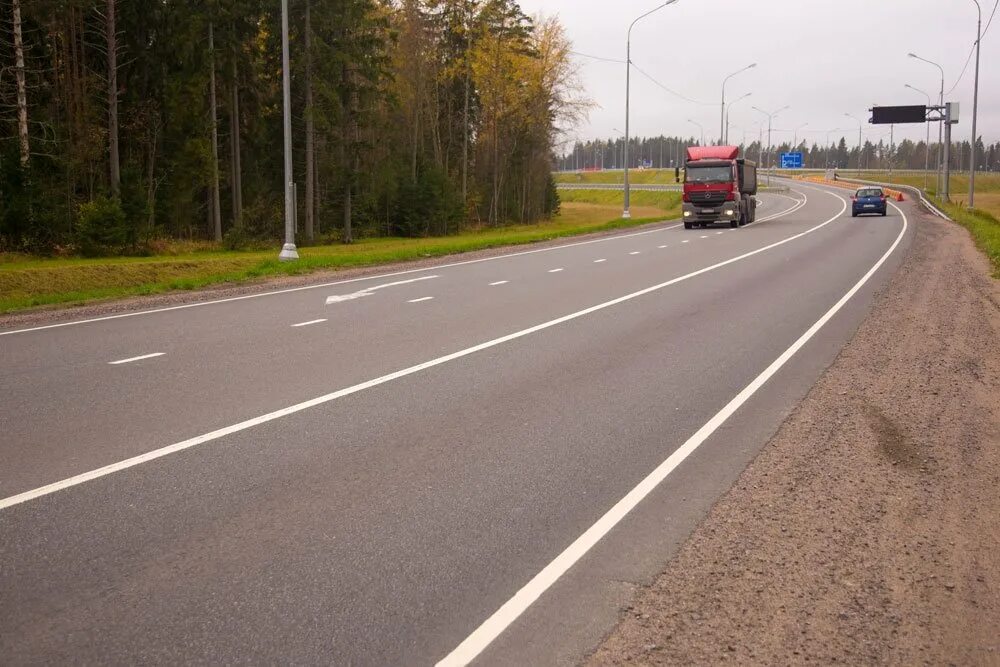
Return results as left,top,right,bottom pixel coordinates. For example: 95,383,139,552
857,188,883,198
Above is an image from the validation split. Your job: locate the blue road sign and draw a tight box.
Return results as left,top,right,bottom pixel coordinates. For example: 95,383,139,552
780,152,803,169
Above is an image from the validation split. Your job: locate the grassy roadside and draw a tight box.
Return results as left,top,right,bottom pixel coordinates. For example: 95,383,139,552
931,199,1000,277
0,191,681,314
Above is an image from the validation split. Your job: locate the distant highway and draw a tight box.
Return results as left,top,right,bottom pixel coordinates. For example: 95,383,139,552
0,182,912,664
556,182,681,191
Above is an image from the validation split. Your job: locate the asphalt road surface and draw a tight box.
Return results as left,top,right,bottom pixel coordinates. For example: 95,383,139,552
0,181,913,665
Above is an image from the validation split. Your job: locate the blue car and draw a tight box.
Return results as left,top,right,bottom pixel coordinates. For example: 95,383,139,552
852,187,888,217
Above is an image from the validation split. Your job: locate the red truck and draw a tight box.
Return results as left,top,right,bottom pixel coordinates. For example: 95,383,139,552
682,146,757,229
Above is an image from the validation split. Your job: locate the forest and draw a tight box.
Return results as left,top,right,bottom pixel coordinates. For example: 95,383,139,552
1,0,585,255
559,134,1000,174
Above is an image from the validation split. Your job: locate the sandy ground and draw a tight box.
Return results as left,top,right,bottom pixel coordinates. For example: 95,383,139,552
588,206,1000,665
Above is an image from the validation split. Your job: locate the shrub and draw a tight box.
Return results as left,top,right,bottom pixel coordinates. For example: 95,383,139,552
75,196,128,257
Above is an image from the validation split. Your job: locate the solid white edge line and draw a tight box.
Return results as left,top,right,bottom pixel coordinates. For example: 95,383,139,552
108,352,165,365
0,223,683,337
291,319,327,328
435,194,908,667
0,188,823,512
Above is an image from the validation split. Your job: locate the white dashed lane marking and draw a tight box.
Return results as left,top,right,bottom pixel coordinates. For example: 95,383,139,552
108,353,164,365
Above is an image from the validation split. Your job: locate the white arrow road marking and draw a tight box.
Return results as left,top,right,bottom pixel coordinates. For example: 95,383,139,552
326,275,439,304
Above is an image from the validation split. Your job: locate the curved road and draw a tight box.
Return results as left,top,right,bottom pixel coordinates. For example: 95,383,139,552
0,181,913,664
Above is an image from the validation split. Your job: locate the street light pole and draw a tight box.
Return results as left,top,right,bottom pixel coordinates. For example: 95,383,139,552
793,122,808,150
725,92,752,144
969,0,981,208
278,0,298,261
720,63,756,144
904,84,931,191
845,113,863,173
752,105,788,184
623,0,679,219
825,128,840,168
687,119,704,147
909,52,945,194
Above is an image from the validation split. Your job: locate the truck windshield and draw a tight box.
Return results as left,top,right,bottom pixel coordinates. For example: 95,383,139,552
686,166,732,183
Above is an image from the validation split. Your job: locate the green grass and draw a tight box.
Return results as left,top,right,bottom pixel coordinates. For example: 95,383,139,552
932,199,1000,277
557,188,681,209
0,191,681,314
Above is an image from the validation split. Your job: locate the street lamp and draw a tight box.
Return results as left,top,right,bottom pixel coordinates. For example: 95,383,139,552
720,63,756,144
612,127,626,170
687,119,705,147
824,128,840,168
623,0,680,219
277,0,298,260
844,113,864,173
904,83,932,190
752,105,789,183
969,0,982,208
908,52,945,194
793,122,808,150
725,92,752,144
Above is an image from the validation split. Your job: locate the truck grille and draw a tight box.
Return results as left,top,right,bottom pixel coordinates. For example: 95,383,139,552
690,191,727,206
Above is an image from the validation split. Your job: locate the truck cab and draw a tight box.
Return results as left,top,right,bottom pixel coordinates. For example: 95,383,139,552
682,146,757,229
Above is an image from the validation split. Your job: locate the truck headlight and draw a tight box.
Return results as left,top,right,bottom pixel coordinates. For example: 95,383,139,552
683,211,692,217
725,209,734,215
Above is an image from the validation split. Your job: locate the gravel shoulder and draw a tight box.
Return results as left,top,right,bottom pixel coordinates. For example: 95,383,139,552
588,205,1000,665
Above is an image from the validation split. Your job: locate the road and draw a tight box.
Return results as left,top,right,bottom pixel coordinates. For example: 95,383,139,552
0,181,912,665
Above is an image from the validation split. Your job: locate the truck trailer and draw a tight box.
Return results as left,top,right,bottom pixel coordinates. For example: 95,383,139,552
682,146,757,229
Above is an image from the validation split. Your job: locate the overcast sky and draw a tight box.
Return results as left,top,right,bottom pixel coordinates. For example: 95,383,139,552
517,0,999,150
